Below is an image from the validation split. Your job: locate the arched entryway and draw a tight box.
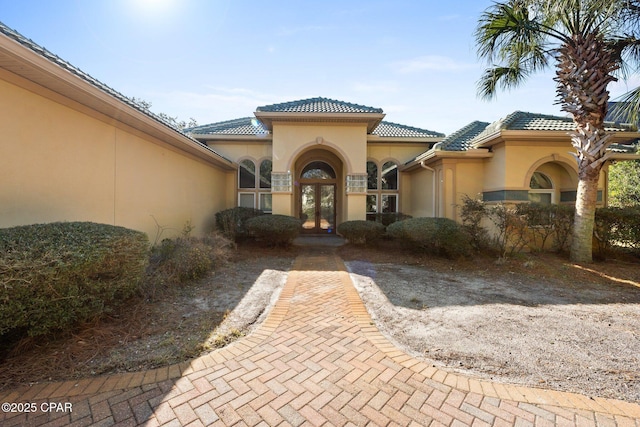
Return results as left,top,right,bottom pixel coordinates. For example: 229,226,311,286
295,149,344,235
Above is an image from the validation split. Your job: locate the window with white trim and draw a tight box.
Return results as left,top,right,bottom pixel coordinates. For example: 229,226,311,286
366,160,399,220
238,158,272,212
528,171,554,204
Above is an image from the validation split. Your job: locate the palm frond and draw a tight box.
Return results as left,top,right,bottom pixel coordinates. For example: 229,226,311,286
477,66,530,99
612,88,640,126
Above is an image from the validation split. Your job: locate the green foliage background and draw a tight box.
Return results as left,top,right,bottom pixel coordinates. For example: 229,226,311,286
609,160,640,208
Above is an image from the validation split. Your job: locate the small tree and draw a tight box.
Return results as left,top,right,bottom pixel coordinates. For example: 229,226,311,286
609,159,640,208
459,194,489,250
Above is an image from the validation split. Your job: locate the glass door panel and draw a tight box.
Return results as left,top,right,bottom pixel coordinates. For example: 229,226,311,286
319,185,335,232
301,184,316,230
300,183,336,234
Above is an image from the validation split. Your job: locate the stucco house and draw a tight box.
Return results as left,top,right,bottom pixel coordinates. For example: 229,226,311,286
190,102,640,233
1,21,639,239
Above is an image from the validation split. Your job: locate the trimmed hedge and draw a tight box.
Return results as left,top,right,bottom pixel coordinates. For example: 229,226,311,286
594,206,640,258
387,217,472,259
0,222,149,337
245,215,302,246
337,220,385,245
370,212,412,226
215,207,264,241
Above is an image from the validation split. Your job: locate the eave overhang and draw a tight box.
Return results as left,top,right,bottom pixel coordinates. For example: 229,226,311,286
254,111,385,133
0,32,235,170
473,130,640,148
402,147,493,172
366,135,443,145
190,133,273,143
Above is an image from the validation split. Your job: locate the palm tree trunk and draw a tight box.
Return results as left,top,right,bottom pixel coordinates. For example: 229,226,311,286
556,34,618,263
570,173,599,263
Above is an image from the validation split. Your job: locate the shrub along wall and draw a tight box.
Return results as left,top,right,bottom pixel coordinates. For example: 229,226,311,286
0,222,149,338
594,206,640,258
459,195,640,257
245,215,302,247
387,217,472,259
215,207,264,242
337,220,385,245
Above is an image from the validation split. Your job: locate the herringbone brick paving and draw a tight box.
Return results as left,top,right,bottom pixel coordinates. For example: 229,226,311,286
1,251,639,426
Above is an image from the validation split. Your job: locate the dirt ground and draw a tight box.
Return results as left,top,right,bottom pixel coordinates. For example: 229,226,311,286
339,243,640,403
0,247,295,388
1,242,639,405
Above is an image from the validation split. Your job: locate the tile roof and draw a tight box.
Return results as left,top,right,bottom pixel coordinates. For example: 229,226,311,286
186,117,269,136
188,116,443,139
495,111,631,133
256,97,384,114
467,111,635,148
372,121,444,138
609,142,639,154
438,121,490,151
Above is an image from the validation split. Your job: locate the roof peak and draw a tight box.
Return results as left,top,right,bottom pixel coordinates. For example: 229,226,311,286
256,97,384,114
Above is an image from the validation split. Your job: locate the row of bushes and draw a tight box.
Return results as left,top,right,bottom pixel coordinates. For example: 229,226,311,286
215,207,302,246
459,195,640,258
1,209,308,340
338,217,473,259
339,200,640,260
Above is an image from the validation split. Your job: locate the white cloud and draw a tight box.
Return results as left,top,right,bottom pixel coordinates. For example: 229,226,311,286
392,55,479,74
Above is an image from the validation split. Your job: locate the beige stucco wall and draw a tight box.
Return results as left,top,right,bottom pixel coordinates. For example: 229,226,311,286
271,122,368,221
206,141,272,166
407,167,435,218
0,76,232,240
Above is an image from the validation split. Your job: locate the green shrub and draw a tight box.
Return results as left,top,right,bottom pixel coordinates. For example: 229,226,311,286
215,207,264,241
594,206,640,258
459,194,489,251
245,215,302,247
149,232,233,284
337,220,385,245
488,204,530,257
368,212,412,226
0,222,149,338
387,217,472,259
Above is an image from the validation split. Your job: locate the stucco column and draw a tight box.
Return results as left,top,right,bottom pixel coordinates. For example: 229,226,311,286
345,173,367,221
271,172,293,216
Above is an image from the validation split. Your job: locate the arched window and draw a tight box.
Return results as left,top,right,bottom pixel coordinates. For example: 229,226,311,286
259,159,272,189
239,159,256,189
529,172,554,204
238,158,272,213
301,161,336,179
367,161,378,190
367,160,399,220
381,161,398,190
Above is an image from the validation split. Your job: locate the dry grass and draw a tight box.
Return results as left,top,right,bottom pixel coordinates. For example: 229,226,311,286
1,238,637,391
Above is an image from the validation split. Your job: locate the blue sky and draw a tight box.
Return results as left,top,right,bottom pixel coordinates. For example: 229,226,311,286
1,0,635,134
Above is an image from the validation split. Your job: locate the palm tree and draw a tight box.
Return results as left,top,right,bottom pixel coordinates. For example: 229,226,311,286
475,0,640,262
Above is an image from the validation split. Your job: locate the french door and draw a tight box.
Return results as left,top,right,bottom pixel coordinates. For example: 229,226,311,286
300,183,336,234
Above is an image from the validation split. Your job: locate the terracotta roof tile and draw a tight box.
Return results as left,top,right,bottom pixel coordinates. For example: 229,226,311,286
438,121,490,151
186,117,269,136
372,121,444,138
256,97,383,114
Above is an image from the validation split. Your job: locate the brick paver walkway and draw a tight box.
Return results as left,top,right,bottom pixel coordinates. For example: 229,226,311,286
2,253,639,426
